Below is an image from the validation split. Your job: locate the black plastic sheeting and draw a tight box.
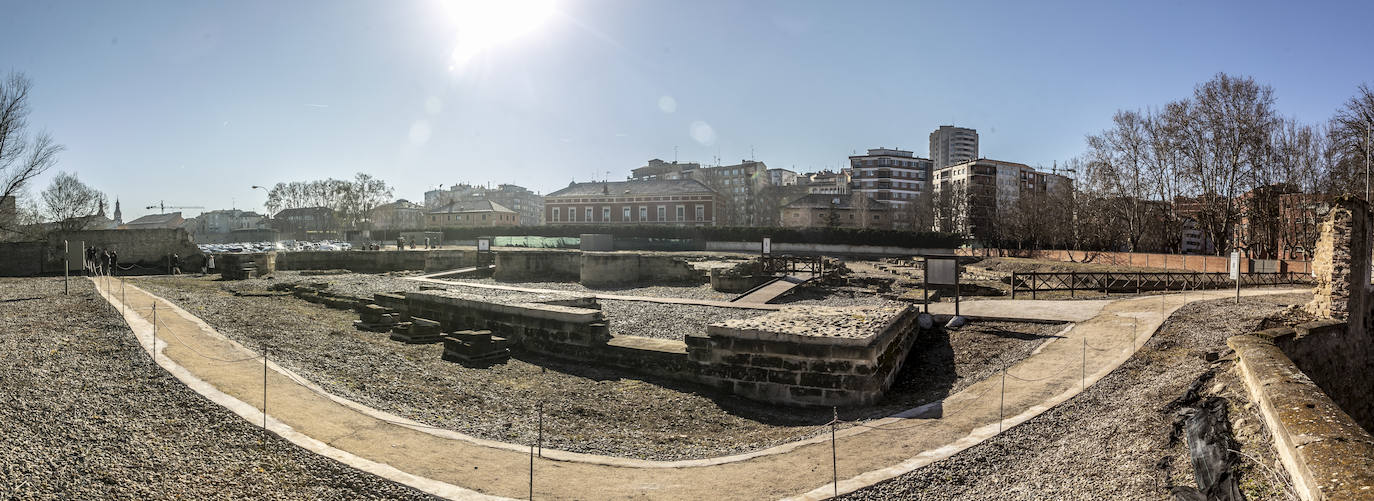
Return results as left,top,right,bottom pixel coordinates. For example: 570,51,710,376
1166,370,1247,501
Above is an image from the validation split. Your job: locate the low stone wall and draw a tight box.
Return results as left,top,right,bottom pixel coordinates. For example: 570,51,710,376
579,252,705,287
403,290,610,357
1270,320,1374,435
423,250,481,272
492,250,581,282
710,269,769,293
217,252,277,280
686,305,921,406
1229,330,1374,500
45,228,204,273
275,250,430,273
0,241,43,276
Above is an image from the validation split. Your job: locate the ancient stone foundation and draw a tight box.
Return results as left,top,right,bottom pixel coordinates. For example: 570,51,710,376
349,286,924,407
686,306,921,406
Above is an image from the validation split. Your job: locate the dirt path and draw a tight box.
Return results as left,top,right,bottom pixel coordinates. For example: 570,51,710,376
92,276,1305,500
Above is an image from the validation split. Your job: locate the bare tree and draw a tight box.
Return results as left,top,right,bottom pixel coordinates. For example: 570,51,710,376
1329,83,1374,199
264,173,394,230
41,171,105,231
1087,110,1152,251
0,72,64,235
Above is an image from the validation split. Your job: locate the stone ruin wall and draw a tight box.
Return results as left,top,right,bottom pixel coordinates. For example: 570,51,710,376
362,289,925,407
684,306,921,406
1289,196,1374,431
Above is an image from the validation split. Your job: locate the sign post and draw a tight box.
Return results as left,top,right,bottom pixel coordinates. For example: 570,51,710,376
1230,250,1241,304
761,236,771,257
926,256,960,317
63,240,69,295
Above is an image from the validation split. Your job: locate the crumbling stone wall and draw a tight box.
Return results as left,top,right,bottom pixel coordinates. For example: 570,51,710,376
1289,196,1374,432
1305,197,1370,324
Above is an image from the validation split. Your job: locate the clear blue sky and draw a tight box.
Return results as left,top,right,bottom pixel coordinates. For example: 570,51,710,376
4,0,1372,221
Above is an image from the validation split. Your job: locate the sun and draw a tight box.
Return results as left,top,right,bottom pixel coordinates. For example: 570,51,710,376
439,0,557,69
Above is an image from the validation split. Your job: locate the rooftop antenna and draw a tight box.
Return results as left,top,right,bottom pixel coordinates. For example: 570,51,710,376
674,145,678,163
750,145,755,160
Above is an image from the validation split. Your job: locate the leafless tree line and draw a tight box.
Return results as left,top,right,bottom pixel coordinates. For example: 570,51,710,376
991,73,1373,258
263,173,394,230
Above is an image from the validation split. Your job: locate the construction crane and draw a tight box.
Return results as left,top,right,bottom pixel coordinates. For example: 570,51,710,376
145,201,205,214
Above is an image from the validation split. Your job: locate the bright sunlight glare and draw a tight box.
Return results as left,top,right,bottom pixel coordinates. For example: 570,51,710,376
440,0,557,69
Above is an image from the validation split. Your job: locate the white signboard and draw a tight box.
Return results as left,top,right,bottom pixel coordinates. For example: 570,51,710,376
477,238,491,252
1229,251,1241,280
762,237,771,256
926,257,958,286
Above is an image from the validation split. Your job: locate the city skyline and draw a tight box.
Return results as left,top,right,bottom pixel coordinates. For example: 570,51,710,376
4,0,1373,221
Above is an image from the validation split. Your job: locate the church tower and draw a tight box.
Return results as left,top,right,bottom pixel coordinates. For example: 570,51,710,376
113,198,123,225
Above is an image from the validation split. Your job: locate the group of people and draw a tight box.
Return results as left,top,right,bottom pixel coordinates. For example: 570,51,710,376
84,246,118,276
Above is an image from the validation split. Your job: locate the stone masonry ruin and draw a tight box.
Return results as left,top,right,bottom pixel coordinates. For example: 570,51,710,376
336,285,922,407
1227,196,1374,500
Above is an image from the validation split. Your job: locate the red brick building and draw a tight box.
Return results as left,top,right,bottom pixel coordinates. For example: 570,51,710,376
544,179,717,226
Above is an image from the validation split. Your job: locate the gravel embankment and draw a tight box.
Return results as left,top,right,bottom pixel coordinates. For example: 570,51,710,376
843,293,1309,501
131,275,1054,461
0,277,436,500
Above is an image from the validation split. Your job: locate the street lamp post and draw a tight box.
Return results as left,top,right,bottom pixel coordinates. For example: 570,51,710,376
251,185,269,215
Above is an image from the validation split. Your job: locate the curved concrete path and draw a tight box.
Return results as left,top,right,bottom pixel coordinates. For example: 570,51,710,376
91,276,1304,500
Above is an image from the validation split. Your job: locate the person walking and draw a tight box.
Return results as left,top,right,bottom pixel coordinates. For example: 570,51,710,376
170,253,181,275
109,249,118,276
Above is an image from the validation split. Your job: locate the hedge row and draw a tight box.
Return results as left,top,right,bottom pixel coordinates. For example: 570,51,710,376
428,225,963,249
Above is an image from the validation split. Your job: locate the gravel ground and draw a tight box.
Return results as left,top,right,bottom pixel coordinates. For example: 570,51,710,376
843,293,1310,501
235,271,429,298
0,277,436,500
449,276,740,301
600,300,765,340
130,275,1055,461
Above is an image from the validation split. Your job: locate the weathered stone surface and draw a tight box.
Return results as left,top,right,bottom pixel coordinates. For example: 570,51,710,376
1229,333,1374,501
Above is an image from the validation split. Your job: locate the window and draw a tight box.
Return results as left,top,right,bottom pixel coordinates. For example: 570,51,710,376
585,207,593,221
623,206,631,221
657,206,666,221
552,208,560,221
695,205,704,221
602,207,610,221
676,205,684,221
639,206,647,221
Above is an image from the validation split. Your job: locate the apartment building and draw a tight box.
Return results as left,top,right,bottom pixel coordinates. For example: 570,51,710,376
848,148,933,230
799,170,851,195
423,183,543,225
932,158,1070,238
929,125,979,170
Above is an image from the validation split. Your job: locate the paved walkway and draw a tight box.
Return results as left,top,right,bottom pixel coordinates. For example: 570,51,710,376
926,298,1114,323
91,277,1305,500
